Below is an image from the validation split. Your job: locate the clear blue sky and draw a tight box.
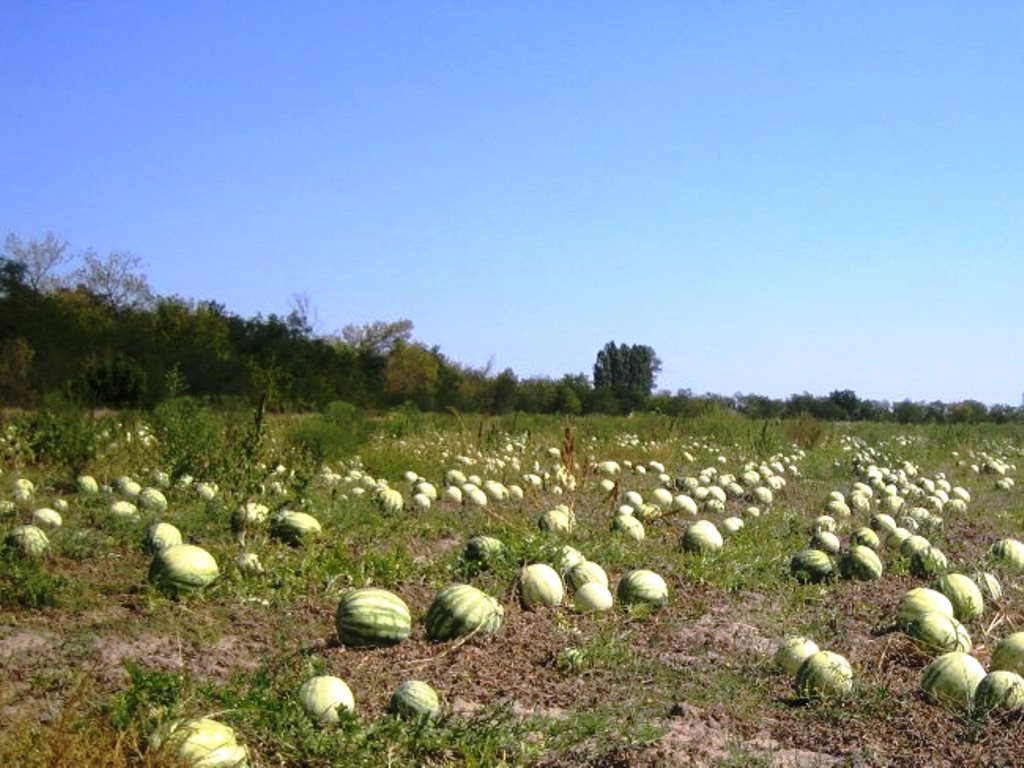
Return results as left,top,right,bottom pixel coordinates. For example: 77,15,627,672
3,2,1023,405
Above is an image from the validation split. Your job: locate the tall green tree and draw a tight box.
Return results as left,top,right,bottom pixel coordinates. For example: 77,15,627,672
592,341,662,411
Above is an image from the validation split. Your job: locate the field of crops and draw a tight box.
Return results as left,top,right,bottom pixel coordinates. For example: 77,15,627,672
1,410,1022,767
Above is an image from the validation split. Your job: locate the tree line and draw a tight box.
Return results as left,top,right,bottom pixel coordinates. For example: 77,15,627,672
2,233,1022,423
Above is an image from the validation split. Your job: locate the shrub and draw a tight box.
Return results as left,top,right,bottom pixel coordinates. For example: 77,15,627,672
27,393,101,473
285,400,370,461
151,396,222,479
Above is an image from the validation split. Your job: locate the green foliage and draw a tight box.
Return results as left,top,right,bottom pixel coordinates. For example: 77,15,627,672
75,354,148,408
151,396,222,479
0,549,68,608
108,662,192,730
592,341,662,412
785,413,827,449
5,233,1024,422
26,393,102,472
286,400,372,462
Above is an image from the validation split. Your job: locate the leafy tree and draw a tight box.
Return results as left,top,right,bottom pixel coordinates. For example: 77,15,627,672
0,337,35,406
340,318,414,355
384,343,439,409
490,368,519,414
76,354,148,408
828,389,861,420
592,341,662,411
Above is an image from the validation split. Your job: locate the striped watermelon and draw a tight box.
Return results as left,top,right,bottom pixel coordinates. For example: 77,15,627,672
149,544,219,597
921,651,986,710
5,525,49,559
565,560,609,591
974,670,1024,714
991,632,1024,675
335,588,412,647
990,538,1024,573
936,574,984,621
144,522,183,554
973,570,1003,603
896,587,954,631
611,513,645,541
910,545,948,578
839,545,883,581
850,527,880,550
389,680,442,719
790,549,833,584
463,535,507,566
795,651,853,699
425,584,504,641
616,569,668,609
539,505,575,535
270,510,322,545
774,636,820,676
906,612,972,655
681,520,724,554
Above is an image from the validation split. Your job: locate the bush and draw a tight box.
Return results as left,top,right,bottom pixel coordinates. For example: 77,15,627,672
151,397,222,480
27,393,102,473
286,400,371,462
785,413,826,449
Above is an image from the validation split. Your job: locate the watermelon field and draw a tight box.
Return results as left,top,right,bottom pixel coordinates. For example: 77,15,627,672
1,409,1022,767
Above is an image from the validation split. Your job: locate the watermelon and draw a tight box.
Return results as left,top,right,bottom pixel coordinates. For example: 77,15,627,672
910,545,948,578
574,582,614,612
389,680,442,719
974,670,1024,714
617,569,668,609
721,516,744,535
839,545,883,581
31,508,62,528
990,632,1024,676
4,524,49,558
270,511,322,545
809,531,841,556
936,574,984,621
298,675,355,724
425,585,504,641
463,535,507,566
149,544,219,596
519,563,564,609
375,487,405,514
775,636,820,676
850,527,880,550
921,651,986,711
611,513,645,541
144,522,183,554
990,538,1024,573
149,717,248,767
900,534,931,558
681,520,723,554
906,612,972,655
539,505,575,535
335,588,412,647
895,588,954,631
795,651,853,699
565,560,609,591
973,571,1003,603
790,549,833,584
